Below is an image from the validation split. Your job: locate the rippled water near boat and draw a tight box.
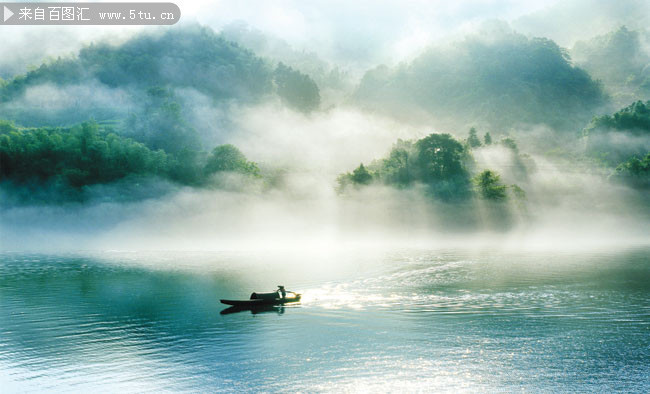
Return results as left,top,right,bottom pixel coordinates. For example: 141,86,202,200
1,247,649,392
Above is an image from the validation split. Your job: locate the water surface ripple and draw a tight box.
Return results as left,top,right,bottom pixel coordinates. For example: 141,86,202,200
1,249,649,392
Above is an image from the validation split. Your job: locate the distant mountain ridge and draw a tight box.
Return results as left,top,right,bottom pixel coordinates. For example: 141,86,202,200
354,29,608,131
0,25,321,126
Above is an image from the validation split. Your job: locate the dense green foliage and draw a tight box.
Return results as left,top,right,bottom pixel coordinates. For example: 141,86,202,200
612,153,650,188
338,133,473,200
585,100,650,134
355,30,606,130
338,131,537,204
0,120,260,193
204,144,260,177
273,63,321,112
351,163,373,185
473,170,507,200
0,121,170,187
413,134,468,186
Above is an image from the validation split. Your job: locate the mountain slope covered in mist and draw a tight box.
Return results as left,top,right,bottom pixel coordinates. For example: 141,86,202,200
220,22,351,94
572,26,650,107
512,0,650,47
0,25,321,127
584,100,650,187
355,29,607,131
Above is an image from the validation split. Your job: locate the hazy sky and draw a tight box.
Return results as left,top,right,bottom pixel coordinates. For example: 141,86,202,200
0,0,561,76
181,0,561,65
1,0,648,76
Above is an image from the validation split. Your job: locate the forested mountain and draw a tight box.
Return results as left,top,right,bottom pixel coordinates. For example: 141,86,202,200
220,22,351,93
1,26,270,104
0,25,325,203
354,29,607,131
0,25,321,126
1,22,647,208
572,26,650,106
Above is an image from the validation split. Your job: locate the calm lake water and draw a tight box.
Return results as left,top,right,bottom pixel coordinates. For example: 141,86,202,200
1,247,649,392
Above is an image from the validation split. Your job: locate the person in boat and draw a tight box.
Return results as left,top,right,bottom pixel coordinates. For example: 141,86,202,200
277,285,286,299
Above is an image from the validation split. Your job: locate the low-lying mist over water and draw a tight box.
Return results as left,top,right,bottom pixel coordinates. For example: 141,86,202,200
1,95,648,251
0,0,649,392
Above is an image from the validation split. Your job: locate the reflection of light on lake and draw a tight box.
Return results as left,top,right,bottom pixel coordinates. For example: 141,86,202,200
302,285,389,310
1,248,648,392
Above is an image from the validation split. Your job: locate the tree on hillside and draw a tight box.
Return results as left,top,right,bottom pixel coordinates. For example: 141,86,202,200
473,170,507,200
204,144,260,177
484,132,492,145
467,127,482,148
351,163,372,185
611,153,650,188
379,139,413,186
414,133,467,182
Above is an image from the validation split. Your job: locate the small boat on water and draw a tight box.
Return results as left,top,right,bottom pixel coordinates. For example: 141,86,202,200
220,286,301,307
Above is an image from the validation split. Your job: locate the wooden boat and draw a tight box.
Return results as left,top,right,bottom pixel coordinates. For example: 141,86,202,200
220,286,301,307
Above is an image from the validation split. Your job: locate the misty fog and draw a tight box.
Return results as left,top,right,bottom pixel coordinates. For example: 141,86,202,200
0,1,649,252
